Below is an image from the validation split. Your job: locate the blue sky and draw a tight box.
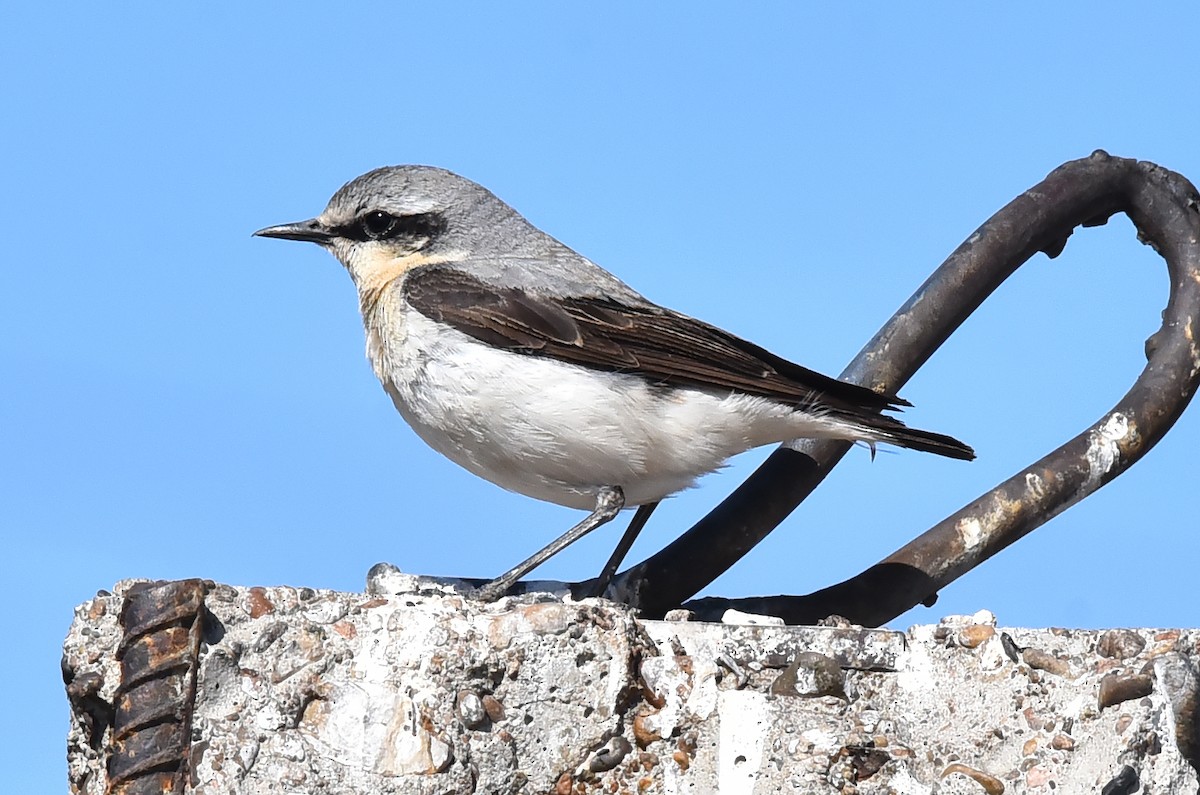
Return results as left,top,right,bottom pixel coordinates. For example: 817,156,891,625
4,4,1199,788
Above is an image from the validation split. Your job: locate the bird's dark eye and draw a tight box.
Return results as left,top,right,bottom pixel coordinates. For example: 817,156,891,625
335,210,446,244
360,210,400,240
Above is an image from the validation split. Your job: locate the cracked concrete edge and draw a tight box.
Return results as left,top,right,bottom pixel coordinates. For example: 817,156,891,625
63,582,1200,794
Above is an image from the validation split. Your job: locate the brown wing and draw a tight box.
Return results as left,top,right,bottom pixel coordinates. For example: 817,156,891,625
402,264,907,414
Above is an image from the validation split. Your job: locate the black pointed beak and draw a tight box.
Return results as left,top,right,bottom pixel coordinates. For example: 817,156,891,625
253,218,334,244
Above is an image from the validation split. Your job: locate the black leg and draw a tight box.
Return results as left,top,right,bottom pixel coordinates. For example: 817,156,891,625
474,486,625,602
591,501,659,598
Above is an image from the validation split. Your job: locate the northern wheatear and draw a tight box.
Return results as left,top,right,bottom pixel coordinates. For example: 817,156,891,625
255,166,973,601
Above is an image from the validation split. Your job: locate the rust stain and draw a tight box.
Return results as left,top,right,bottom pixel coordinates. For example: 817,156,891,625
246,587,275,619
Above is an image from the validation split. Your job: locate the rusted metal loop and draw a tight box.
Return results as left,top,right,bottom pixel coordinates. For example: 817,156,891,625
600,152,1200,622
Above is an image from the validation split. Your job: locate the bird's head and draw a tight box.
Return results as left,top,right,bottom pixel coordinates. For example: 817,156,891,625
255,165,520,293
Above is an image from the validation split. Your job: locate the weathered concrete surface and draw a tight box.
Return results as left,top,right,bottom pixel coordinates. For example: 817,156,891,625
65,580,1200,794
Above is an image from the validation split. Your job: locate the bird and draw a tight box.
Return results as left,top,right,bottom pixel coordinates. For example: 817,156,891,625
255,166,974,601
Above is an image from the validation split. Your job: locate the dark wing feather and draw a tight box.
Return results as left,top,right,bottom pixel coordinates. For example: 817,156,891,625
403,265,904,414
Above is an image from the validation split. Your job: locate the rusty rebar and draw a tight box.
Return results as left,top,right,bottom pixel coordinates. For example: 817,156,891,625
107,579,208,794
605,152,1200,623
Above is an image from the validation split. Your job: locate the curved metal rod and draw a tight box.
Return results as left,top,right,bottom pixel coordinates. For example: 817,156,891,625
592,151,1200,622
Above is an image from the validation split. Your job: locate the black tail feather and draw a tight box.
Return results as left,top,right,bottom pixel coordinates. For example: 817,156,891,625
853,412,975,461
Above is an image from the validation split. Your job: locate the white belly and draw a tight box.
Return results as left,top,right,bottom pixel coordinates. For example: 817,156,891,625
367,304,841,510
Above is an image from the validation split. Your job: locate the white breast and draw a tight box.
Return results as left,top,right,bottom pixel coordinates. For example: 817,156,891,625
363,291,846,510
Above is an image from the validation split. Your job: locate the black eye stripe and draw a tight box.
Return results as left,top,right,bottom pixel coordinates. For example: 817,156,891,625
336,211,446,243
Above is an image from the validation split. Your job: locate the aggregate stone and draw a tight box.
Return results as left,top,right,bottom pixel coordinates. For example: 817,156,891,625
64,583,1200,793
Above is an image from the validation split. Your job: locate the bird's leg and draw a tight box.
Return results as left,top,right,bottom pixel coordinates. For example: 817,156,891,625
590,501,659,598
474,486,625,602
